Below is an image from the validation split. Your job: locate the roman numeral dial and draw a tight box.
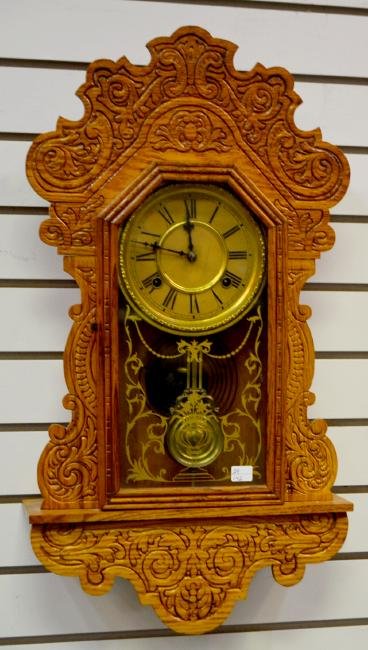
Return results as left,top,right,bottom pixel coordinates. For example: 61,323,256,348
118,184,265,334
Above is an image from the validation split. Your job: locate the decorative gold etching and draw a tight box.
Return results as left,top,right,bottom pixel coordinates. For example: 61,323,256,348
123,308,169,483
32,512,348,634
216,305,264,478
121,304,264,485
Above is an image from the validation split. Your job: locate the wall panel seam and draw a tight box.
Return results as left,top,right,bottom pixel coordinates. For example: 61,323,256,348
1,553,366,576
1,208,368,221
1,59,368,87
0,423,57,431
0,419,366,431
0,207,49,215
1,351,368,360
2,280,368,290
132,1,368,18
1,617,368,646
0,566,47,575
1,487,367,503
1,130,367,153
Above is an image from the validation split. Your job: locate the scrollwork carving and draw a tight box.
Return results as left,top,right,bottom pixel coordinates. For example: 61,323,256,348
38,260,98,507
275,199,335,254
286,264,337,493
27,27,349,208
32,513,348,634
39,195,104,250
268,121,347,201
30,112,113,193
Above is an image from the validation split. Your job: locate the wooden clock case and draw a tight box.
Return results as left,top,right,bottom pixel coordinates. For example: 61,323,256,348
25,27,351,634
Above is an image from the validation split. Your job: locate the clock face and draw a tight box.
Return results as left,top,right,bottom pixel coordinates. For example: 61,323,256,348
118,184,265,334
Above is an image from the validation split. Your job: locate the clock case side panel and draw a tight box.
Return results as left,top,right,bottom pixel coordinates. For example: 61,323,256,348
34,251,100,510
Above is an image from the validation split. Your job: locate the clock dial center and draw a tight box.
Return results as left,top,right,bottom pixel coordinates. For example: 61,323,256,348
118,184,265,334
157,221,227,293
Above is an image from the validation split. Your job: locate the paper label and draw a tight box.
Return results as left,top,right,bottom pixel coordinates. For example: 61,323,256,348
231,465,253,482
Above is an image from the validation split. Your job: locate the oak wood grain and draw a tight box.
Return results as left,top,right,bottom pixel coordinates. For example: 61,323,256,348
25,26,351,634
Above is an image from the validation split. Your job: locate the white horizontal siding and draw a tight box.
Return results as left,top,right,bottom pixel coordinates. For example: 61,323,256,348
1,142,366,216
0,289,366,351
1,219,367,284
333,154,368,216
0,359,366,422
1,1,368,78
0,560,367,637
0,427,365,497
303,292,368,351
2,66,368,150
0,572,162,636
0,427,363,496
0,224,367,291
0,214,69,280
0,67,85,134
310,359,368,419
331,427,368,485
0,288,79,351
0,360,68,423
315,223,368,284
0,140,48,207
2,627,368,650
337,494,368,553
1,503,40,566
294,82,368,148
0,431,47,495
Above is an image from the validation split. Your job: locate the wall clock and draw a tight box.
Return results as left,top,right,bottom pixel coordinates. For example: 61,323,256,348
25,26,352,634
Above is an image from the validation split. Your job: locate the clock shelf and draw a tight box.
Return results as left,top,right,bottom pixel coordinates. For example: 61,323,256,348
25,493,352,524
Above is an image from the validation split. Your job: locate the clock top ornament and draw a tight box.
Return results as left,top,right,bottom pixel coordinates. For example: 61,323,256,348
25,26,351,635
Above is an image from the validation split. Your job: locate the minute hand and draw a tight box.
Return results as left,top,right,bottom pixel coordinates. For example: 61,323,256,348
132,240,187,256
183,206,194,252
183,204,197,262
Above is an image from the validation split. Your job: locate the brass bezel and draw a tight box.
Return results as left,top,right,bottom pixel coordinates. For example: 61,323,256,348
118,184,266,335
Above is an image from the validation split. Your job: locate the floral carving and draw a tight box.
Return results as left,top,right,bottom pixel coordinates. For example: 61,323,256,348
32,513,348,634
152,108,232,152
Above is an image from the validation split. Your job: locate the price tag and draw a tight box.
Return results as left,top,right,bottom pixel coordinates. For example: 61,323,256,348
231,465,253,482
